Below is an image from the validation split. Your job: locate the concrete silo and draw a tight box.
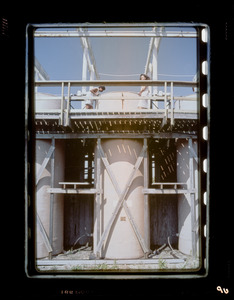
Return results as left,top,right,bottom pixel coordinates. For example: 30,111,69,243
36,94,64,258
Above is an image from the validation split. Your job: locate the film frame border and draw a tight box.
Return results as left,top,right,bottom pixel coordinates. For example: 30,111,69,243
25,22,210,279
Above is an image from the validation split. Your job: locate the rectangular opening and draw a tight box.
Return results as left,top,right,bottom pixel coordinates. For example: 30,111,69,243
64,140,95,251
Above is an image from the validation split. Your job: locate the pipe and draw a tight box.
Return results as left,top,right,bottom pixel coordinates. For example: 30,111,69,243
149,243,167,257
149,233,179,258
72,233,93,250
168,233,179,254
155,243,167,255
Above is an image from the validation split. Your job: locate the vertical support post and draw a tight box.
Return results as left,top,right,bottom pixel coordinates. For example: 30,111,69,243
60,82,64,126
161,81,168,129
164,81,167,115
143,138,150,256
94,138,101,253
152,38,158,96
189,138,196,258
49,137,55,258
65,82,71,127
82,47,88,94
148,63,153,108
87,145,93,182
170,82,174,126
90,64,95,107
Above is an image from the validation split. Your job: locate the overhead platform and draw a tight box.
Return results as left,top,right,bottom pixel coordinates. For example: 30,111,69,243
34,80,198,137
35,108,197,136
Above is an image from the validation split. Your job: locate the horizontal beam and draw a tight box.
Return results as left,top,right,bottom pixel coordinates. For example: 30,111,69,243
33,22,202,29
36,133,197,139
59,181,90,186
34,30,197,38
36,95,197,101
69,111,197,119
35,80,197,88
70,96,197,101
143,188,196,194
36,258,185,266
36,94,198,103
152,182,187,185
47,188,97,194
35,110,198,120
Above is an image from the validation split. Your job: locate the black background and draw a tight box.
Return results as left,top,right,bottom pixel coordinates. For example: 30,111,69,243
2,2,233,298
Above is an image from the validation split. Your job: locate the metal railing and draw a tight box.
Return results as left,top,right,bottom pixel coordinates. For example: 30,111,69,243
35,80,198,127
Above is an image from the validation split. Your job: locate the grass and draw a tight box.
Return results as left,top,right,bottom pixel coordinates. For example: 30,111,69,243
158,259,168,269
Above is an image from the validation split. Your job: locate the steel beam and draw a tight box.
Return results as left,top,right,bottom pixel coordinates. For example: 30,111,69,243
37,213,53,254
34,30,197,38
143,188,192,194
36,144,55,185
189,138,197,258
79,28,99,80
47,188,97,194
49,138,55,248
35,80,197,87
35,133,197,139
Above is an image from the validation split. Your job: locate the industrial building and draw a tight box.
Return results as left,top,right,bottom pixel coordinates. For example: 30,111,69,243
28,24,209,272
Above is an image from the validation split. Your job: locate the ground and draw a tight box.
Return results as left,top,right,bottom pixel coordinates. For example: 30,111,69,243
36,245,200,272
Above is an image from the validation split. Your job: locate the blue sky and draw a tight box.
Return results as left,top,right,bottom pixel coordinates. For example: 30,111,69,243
34,25,197,101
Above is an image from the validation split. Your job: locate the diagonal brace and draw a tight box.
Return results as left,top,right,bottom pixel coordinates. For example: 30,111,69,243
36,213,53,253
36,145,55,185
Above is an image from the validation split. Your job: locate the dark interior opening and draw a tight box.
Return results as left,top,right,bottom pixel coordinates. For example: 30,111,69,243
63,139,95,250
148,139,178,250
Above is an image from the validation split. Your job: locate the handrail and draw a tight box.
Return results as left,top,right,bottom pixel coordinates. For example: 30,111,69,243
35,79,197,87
35,80,197,127
152,182,187,188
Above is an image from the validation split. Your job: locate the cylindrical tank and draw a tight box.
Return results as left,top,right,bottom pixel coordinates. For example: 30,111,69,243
35,92,64,110
36,93,64,258
98,91,142,110
94,92,147,259
94,139,145,259
174,94,197,111
176,139,198,255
